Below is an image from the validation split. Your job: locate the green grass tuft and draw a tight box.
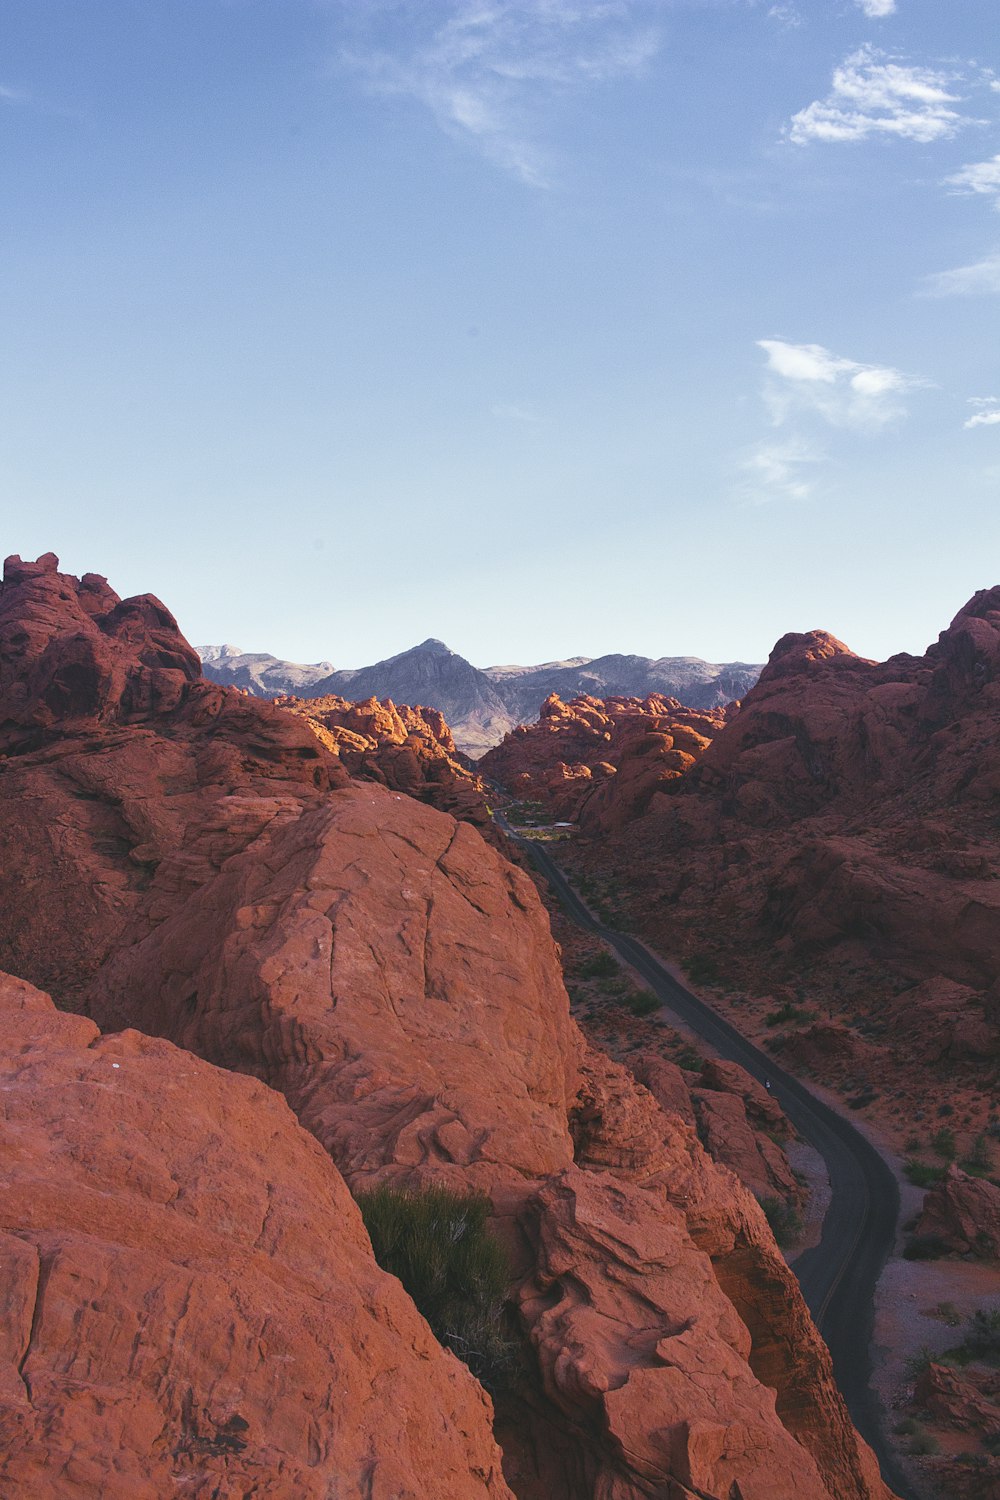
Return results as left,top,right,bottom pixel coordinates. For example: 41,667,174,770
356,1184,517,1393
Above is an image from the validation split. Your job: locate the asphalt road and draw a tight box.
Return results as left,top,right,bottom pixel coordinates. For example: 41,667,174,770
516,831,915,1500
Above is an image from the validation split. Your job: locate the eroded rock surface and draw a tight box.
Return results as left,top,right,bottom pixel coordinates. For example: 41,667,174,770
0,973,512,1500
917,1165,1000,1257
560,589,1000,1128
275,690,493,827
481,691,729,829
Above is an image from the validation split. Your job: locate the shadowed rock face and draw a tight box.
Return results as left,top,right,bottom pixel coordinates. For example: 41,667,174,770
570,590,1000,1115
0,556,897,1500
0,971,513,1500
0,553,347,1009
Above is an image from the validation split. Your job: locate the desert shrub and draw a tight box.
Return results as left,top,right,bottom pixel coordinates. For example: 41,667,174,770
579,951,619,980
961,1134,993,1176
931,1127,957,1160
685,953,722,986
766,1001,809,1026
907,1429,940,1456
894,1416,919,1436
957,1308,1000,1366
623,988,659,1017
903,1235,949,1261
356,1184,516,1392
904,1159,946,1188
757,1195,803,1248
674,1044,703,1072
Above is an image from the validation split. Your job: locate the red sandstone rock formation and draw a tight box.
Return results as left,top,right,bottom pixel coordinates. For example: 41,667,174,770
0,972,512,1499
916,1164,1000,1257
275,691,493,827
0,555,896,1500
480,691,729,828
563,588,1000,1125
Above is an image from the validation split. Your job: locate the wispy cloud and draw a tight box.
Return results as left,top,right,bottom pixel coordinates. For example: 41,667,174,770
0,84,28,103
738,438,822,504
855,0,896,17
944,152,1000,210
757,338,924,430
922,251,1000,297
766,5,802,30
787,47,972,145
338,2,661,186
491,401,540,422
965,397,1000,429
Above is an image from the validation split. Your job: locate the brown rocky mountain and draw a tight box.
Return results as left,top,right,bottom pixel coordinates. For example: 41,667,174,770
0,552,897,1499
199,637,762,756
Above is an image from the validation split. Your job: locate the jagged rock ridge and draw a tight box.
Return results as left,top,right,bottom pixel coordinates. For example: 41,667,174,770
199,637,762,756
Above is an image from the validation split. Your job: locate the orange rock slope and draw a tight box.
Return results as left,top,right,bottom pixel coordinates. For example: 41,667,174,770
0,972,511,1500
0,555,896,1500
481,690,730,829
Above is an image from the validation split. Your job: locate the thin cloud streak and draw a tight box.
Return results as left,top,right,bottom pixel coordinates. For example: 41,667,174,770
922,252,1000,297
945,152,1000,209
965,398,1000,429
737,439,822,505
338,2,662,186
856,0,896,17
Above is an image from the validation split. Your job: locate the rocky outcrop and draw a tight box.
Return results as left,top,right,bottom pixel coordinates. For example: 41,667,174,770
0,972,512,1499
914,1361,1000,1434
0,553,348,1009
481,692,729,828
916,1165,1000,1257
566,588,1000,1118
276,691,493,827
0,556,896,1500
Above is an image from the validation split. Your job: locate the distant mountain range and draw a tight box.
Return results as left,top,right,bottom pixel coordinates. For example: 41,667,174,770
199,638,762,756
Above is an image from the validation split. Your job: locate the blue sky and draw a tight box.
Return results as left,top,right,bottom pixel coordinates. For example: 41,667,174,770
2,0,998,668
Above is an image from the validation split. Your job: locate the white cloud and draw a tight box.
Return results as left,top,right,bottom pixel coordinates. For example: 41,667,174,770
738,439,822,504
787,46,970,146
965,397,1000,429
757,338,924,430
856,0,896,16
922,251,1000,296
944,153,1000,210
339,2,661,186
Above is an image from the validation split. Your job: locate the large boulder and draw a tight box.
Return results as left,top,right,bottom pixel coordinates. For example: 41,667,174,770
0,972,512,1499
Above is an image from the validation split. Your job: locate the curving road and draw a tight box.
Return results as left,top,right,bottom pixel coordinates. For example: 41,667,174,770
514,830,915,1500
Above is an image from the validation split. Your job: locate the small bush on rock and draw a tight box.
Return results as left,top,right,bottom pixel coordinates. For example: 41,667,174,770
356,1184,517,1393
757,1195,803,1248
